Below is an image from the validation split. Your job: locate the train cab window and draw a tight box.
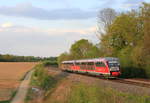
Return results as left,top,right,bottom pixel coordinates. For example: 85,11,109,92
65,63,73,68
95,62,106,67
70,63,74,66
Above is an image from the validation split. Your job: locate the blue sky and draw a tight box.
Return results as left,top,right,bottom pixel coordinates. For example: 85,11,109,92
0,0,149,57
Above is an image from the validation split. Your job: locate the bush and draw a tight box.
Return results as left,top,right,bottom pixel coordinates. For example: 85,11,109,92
68,83,150,103
31,64,56,90
0,101,10,103
42,61,58,67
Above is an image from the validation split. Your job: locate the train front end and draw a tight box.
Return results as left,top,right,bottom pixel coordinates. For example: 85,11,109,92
106,58,121,77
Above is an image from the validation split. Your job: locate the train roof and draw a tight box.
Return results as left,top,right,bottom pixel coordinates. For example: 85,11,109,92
62,57,119,63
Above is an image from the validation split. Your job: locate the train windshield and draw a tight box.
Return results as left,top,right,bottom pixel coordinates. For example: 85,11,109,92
108,61,120,68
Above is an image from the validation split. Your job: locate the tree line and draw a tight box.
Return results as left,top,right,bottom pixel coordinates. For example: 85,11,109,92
0,54,57,62
58,3,150,78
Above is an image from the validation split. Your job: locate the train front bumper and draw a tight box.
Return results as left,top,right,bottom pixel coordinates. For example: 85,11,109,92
111,71,121,77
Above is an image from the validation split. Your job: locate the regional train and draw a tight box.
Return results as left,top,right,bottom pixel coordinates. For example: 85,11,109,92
60,57,121,78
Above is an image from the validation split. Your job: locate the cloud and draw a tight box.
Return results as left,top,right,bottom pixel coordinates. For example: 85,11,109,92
122,0,143,9
0,24,98,56
124,0,143,4
0,22,97,36
94,0,147,12
122,3,140,9
1,22,13,28
0,3,97,20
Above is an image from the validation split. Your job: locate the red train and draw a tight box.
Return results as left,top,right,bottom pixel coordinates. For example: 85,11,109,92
60,57,121,78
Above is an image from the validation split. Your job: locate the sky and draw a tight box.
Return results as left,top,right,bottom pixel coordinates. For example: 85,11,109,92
0,0,149,57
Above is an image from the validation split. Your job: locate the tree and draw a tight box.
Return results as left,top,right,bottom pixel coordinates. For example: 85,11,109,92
57,52,71,65
98,12,141,57
97,8,117,34
97,3,150,78
140,3,150,77
70,39,99,59
0,53,56,62
58,39,100,65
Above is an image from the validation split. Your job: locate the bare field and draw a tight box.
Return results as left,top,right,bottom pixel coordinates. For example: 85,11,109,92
0,62,37,101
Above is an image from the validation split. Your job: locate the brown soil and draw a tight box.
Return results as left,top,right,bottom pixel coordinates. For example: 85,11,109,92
0,62,37,80
44,80,71,103
0,62,37,101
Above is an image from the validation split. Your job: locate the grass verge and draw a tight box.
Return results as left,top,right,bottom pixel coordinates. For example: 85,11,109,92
0,89,18,103
0,101,10,103
25,61,61,103
68,83,150,103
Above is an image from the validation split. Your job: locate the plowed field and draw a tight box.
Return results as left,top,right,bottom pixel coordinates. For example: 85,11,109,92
0,62,37,101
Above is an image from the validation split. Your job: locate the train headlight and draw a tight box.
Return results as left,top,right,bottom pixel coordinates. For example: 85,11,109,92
110,67,119,71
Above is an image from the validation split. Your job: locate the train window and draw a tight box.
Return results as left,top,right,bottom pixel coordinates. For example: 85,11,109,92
95,62,106,67
81,62,87,65
87,62,95,70
87,62,94,65
108,63,119,67
75,62,80,65
80,62,87,69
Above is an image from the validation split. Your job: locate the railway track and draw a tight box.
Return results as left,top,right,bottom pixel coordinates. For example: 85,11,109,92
87,74,150,88
111,78,150,88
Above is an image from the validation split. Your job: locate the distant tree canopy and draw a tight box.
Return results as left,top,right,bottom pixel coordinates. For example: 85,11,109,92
0,54,57,62
58,3,150,78
58,39,100,65
70,39,100,59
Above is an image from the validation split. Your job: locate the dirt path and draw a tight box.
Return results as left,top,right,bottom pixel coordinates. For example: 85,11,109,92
11,70,33,103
